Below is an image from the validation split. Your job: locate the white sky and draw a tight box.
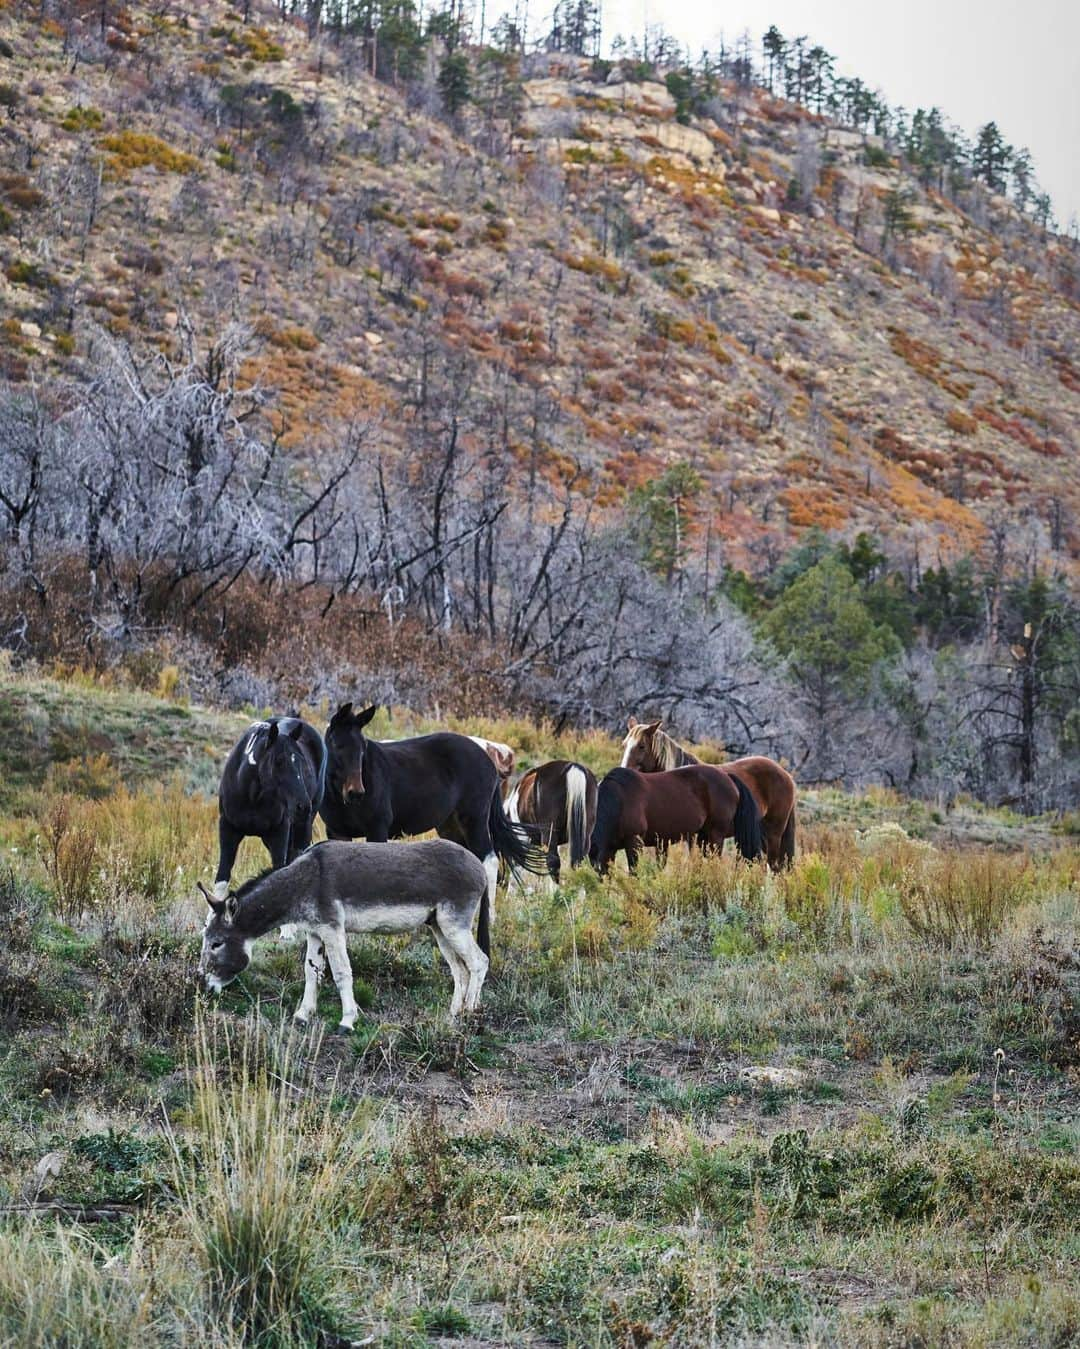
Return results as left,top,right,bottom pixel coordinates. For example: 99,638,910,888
511,0,1080,228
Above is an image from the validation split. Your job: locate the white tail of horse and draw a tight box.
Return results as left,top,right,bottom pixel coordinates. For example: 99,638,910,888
564,765,589,870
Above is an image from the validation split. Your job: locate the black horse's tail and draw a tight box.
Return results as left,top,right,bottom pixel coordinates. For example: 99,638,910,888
779,805,797,869
732,775,765,862
488,790,547,879
564,764,591,870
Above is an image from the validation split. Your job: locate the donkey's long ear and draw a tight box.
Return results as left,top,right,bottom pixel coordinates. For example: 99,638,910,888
288,721,304,741
330,702,353,725
627,715,639,730
224,895,239,925
198,881,225,916
354,704,377,729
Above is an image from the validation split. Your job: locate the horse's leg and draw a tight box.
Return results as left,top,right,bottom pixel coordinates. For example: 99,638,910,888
546,825,561,887
655,839,669,868
263,823,290,871
440,909,489,1014
625,843,640,875
293,934,326,1024
431,923,468,1021
287,811,312,865
319,926,359,1032
457,814,500,933
214,817,243,900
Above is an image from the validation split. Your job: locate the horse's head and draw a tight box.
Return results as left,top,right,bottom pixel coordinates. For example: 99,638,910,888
245,719,306,797
197,884,250,992
620,716,663,771
326,702,378,804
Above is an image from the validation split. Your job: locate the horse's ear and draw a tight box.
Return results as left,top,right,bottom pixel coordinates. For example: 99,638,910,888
643,720,663,736
198,881,225,916
354,704,377,729
288,722,304,741
627,716,639,730
224,894,239,925
330,702,353,726
265,721,279,746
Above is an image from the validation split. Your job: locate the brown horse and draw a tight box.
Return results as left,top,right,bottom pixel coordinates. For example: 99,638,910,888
506,760,598,883
589,766,763,875
621,718,797,869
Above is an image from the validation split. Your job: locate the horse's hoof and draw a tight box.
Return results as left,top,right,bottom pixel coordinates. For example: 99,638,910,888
332,1023,354,1038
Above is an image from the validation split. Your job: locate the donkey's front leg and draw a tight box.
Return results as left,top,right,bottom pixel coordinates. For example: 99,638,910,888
293,933,325,1025
320,926,360,1032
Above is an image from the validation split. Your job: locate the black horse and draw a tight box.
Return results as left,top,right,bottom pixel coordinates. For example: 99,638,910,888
214,717,327,898
319,703,544,952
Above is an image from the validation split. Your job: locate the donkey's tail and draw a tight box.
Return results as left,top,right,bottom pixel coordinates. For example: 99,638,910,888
732,775,765,862
778,804,797,869
565,764,590,870
477,888,491,958
488,789,547,877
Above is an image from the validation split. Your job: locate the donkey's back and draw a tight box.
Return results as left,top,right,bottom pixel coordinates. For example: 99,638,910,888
308,838,484,908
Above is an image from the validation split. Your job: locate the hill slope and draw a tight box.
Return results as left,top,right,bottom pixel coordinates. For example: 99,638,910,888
1,2,1078,573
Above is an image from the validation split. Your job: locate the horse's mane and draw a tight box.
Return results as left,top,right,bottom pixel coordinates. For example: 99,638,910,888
653,727,700,770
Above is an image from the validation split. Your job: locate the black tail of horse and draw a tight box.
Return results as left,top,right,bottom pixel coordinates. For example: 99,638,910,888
488,790,547,878
732,776,765,862
779,806,796,868
564,764,590,869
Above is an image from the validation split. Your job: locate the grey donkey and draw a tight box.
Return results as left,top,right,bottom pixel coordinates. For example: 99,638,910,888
198,840,490,1028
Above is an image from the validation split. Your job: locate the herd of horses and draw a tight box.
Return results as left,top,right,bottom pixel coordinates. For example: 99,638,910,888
198,708,797,1027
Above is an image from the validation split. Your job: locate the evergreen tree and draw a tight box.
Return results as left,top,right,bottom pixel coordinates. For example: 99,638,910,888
972,121,1012,194
630,462,703,585
438,49,471,115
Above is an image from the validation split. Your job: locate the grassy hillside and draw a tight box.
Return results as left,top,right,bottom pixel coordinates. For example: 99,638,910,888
0,668,1078,1344
0,0,1077,570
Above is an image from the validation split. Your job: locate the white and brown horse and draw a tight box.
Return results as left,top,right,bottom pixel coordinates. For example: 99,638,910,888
506,760,597,883
621,718,796,868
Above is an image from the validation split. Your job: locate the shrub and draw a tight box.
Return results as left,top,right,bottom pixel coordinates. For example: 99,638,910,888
177,1015,359,1346
101,132,197,177
60,105,104,132
900,852,1034,947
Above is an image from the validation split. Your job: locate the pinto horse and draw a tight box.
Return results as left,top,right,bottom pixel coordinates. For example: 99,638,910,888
506,760,598,883
214,716,327,899
621,718,797,868
319,704,544,954
589,765,763,875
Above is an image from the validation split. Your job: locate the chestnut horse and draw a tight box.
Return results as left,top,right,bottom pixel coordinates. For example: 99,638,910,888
621,718,796,869
589,765,763,875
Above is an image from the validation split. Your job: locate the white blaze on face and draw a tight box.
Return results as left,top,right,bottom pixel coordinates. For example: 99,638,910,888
619,727,642,768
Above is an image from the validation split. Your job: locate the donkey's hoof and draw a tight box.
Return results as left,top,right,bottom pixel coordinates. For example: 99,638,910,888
292,1013,310,1027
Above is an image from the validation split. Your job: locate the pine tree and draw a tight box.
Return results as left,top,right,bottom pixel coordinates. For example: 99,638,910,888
972,121,1012,194
437,50,471,116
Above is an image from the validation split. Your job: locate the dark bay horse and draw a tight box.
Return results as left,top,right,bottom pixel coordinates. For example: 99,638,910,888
214,716,327,899
319,703,544,953
506,760,598,883
621,718,797,869
589,765,763,875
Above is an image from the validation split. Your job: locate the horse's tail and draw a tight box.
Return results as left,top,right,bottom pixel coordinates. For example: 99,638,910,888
565,765,590,870
732,775,765,862
488,789,547,877
779,804,797,869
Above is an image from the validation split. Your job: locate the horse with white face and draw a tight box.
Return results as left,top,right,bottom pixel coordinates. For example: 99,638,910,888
198,839,490,1028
